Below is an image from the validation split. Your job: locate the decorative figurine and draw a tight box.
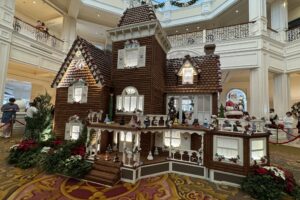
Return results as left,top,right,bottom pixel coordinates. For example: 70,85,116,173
104,114,110,124
147,151,153,160
154,146,159,155
129,116,137,127
193,118,200,127
203,118,209,128
144,116,150,128
113,152,119,162
120,116,125,125
107,144,112,153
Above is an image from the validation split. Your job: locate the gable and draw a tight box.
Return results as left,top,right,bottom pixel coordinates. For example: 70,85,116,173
52,37,111,88
166,55,222,93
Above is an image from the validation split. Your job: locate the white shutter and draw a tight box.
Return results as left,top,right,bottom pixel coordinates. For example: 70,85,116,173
65,123,71,140
67,86,74,103
81,86,88,103
118,49,125,69
137,46,146,67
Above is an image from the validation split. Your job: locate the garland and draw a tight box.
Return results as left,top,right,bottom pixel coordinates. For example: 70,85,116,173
153,0,199,9
170,0,199,7
154,2,165,9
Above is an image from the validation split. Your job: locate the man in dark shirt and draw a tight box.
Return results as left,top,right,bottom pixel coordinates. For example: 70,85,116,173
1,98,19,138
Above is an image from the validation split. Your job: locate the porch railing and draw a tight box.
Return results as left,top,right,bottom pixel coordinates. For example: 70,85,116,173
218,118,266,133
13,17,64,51
170,148,203,165
168,22,254,48
287,26,300,42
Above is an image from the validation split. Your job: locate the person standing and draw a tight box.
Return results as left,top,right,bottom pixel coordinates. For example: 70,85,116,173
25,102,38,118
297,116,300,134
269,108,278,127
1,98,20,138
283,112,294,140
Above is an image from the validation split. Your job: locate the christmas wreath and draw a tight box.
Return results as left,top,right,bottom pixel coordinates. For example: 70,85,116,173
170,0,199,7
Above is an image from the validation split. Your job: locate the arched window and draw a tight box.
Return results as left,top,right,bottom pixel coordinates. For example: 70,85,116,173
116,86,144,113
226,89,247,111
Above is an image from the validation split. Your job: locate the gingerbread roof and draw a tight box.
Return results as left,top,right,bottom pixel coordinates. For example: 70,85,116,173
118,5,157,27
165,45,222,93
52,37,111,88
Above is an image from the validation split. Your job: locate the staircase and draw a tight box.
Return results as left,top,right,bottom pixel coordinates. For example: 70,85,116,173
85,159,122,186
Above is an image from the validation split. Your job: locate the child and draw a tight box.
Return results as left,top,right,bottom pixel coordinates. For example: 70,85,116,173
283,112,294,140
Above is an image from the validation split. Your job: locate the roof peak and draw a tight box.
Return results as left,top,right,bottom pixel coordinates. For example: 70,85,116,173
118,4,157,27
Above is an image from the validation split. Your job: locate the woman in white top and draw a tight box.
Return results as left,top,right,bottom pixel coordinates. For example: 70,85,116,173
283,112,294,140
25,102,38,118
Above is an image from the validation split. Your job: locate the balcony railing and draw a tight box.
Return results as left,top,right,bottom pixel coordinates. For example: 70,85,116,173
168,22,254,48
218,118,266,133
13,17,64,51
287,26,300,42
267,27,281,42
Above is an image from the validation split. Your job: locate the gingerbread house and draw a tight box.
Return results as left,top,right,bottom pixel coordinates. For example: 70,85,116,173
52,4,270,187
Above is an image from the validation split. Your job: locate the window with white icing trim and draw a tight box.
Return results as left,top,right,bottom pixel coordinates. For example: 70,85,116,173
215,136,239,159
164,131,181,148
65,121,82,141
250,138,266,160
120,131,132,142
71,125,81,140
67,79,88,104
177,61,197,84
116,87,144,114
117,40,146,69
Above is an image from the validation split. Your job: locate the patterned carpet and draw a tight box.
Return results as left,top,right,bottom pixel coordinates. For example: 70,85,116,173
1,133,299,200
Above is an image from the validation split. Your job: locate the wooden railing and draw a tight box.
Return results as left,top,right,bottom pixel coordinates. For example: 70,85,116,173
13,17,64,51
168,22,255,48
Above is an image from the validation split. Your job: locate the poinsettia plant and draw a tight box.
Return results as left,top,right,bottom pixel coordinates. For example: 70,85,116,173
242,165,300,200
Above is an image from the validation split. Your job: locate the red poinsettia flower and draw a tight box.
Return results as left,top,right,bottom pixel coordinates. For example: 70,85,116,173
71,146,86,157
17,139,37,151
52,139,63,146
255,167,268,175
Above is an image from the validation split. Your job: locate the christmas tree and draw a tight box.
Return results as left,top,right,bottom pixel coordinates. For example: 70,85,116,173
219,104,225,118
25,93,54,141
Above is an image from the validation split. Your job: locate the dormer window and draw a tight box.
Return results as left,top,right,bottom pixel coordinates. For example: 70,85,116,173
116,86,144,114
117,40,146,69
67,79,88,103
177,60,197,85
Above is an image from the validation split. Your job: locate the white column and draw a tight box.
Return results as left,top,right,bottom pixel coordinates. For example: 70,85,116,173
250,57,269,118
271,0,288,41
0,0,15,104
273,73,290,118
249,0,267,36
62,16,77,52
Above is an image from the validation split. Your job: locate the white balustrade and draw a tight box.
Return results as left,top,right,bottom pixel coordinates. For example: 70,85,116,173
145,114,168,127
13,17,64,51
267,28,281,42
287,26,300,42
170,148,203,165
218,118,266,133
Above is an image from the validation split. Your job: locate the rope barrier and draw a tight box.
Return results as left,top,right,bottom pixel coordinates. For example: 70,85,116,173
15,120,26,126
269,128,300,144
